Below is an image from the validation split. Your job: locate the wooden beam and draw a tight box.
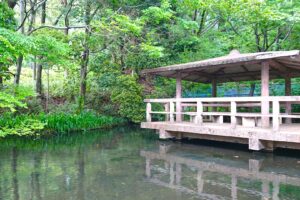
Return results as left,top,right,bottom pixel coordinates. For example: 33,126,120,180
240,64,258,80
182,70,211,82
213,67,226,74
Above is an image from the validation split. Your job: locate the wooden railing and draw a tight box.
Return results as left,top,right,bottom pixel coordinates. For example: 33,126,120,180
145,96,300,131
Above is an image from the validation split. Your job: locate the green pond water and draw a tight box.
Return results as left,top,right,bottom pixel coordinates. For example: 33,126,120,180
1,126,300,200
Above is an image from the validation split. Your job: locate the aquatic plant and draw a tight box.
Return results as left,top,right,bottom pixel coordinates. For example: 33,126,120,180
0,114,45,137
0,112,126,137
41,111,126,134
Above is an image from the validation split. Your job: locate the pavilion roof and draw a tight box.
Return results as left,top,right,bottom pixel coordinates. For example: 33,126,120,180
141,50,300,83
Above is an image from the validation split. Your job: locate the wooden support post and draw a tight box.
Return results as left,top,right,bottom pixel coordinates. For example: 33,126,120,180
285,76,292,124
261,61,270,128
176,72,182,122
146,103,152,122
164,103,170,121
231,101,237,128
170,101,175,122
196,100,203,124
273,100,280,131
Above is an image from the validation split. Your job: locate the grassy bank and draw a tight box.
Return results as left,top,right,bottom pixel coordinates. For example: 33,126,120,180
0,112,126,137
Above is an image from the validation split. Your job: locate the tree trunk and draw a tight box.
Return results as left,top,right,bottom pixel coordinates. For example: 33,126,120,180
0,63,3,89
14,55,23,85
28,0,37,32
36,63,43,96
32,59,37,80
7,0,18,9
64,0,69,78
14,0,25,85
35,1,46,96
249,83,256,96
197,9,206,36
79,0,91,106
28,0,37,84
41,1,46,24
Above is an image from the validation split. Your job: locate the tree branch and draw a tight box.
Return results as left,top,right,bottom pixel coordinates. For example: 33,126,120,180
28,25,87,35
17,0,48,31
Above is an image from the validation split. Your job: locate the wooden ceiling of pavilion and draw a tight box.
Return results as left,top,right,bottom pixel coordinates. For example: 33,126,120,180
141,50,300,83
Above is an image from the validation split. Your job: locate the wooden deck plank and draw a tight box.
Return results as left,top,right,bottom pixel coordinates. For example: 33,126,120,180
141,121,300,150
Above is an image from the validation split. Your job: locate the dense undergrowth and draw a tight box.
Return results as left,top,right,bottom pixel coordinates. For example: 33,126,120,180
0,112,126,137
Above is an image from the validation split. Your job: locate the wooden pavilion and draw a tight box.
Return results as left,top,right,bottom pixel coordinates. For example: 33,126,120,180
141,50,300,151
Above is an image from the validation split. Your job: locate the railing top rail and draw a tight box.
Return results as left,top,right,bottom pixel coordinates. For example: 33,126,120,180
144,96,300,103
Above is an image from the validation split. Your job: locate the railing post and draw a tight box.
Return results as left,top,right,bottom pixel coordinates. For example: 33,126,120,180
164,103,170,121
273,100,280,131
146,103,152,122
176,99,182,122
170,101,175,122
261,99,270,128
231,101,237,128
196,100,203,124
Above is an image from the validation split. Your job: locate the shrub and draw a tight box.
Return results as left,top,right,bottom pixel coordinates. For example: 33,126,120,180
111,75,145,123
0,114,45,137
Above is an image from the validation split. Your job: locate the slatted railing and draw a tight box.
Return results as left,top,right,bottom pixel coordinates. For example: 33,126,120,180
145,96,300,131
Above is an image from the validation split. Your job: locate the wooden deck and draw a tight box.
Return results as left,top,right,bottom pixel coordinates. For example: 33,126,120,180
142,122,300,150
142,96,300,151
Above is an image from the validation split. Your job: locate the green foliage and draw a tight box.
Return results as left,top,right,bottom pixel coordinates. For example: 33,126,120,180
140,43,165,59
142,0,173,25
32,31,70,66
111,75,145,123
0,28,33,65
41,112,126,133
0,114,45,137
0,112,125,137
0,86,34,112
0,2,16,30
1,0,300,131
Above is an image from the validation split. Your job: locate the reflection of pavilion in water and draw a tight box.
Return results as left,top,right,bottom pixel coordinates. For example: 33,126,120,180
140,143,300,200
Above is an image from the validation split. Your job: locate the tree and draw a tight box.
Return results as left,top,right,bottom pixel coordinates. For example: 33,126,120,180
32,30,69,97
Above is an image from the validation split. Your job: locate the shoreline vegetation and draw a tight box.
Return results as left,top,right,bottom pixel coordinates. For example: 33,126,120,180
0,112,126,138
1,1,300,139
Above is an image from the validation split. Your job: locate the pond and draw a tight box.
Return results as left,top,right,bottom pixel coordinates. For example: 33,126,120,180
0,126,300,200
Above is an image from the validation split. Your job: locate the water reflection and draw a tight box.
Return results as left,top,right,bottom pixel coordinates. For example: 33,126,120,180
0,127,300,200
141,143,300,200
